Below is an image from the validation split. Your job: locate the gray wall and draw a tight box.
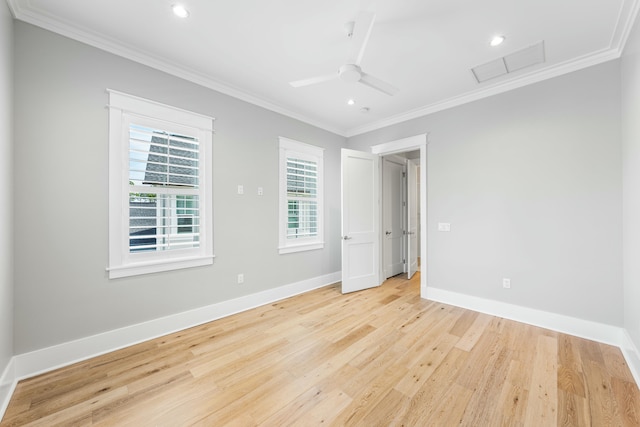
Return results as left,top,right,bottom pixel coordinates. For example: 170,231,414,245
13,22,345,354
622,16,640,350
0,0,13,373
349,61,623,326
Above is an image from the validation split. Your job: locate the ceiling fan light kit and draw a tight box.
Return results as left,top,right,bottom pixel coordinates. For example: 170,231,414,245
290,12,399,96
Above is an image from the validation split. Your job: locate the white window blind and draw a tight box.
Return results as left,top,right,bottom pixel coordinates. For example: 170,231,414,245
108,90,214,279
128,123,200,253
278,137,324,254
286,157,318,239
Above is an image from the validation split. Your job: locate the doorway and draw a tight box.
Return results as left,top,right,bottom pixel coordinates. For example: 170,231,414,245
382,155,406,279
382,153,420,281
340,134,428,297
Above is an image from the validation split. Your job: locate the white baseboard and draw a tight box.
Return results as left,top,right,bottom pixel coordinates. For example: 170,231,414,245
4,276,638,423
13,271,341,382
0,358,16,421
427,286,640,387
425,286,625,346
621,330,640,387
425,286,640,386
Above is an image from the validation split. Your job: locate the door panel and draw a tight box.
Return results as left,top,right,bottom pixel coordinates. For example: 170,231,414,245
407,159,419,279
383,157,405,278
341,149,380,293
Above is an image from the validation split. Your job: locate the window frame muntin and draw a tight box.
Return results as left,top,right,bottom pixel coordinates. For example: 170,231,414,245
107,90,214,279
278,137,324,255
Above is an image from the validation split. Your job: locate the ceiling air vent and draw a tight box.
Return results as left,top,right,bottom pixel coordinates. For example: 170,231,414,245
472,41,545,83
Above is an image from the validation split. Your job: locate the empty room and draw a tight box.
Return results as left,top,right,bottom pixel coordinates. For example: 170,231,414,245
2,0,640,425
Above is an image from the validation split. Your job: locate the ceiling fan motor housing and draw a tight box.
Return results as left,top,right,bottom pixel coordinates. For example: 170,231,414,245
339,64,362,83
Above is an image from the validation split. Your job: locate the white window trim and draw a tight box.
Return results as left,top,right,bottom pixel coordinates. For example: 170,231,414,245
278,137,324,254
107,90,214,278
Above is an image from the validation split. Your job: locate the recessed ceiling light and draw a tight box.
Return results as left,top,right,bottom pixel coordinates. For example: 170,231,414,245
490,35,505,47
172,4,190,18
347,99,356,106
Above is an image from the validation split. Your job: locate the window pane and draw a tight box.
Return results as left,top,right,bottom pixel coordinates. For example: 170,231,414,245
129,193,200,252
287,199,317,239
287,158,317,198
129,124,199,188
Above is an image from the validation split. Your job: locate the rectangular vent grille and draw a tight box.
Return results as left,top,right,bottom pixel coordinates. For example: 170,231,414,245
472,41,545,83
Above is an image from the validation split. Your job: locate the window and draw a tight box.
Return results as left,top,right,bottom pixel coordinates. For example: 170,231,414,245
279,137,324,254
108,90,214,278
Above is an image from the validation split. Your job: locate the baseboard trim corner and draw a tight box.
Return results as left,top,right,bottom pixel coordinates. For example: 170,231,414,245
0,357,17,422
424,286,625,347
621,330,640,387
13,271,341,381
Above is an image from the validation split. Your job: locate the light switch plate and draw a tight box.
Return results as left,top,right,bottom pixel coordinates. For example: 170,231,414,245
438,222,451,232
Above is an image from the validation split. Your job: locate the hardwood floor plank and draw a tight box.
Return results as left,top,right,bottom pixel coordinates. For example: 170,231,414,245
2,272,639,426
582,359,619,426
454,312,492,352
601,342,637,383
611,377,640,426
358,388,411,426
424,383,474,425
524,335,559,426
496,361,530,426
398,347,471,426
558,389,589,427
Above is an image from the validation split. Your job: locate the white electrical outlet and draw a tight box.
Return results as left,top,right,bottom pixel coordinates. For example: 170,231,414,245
237,273,244,284
502,278,511,289
237,185,244,195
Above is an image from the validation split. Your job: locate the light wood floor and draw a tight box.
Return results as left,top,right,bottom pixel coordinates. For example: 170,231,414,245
2,273,640,426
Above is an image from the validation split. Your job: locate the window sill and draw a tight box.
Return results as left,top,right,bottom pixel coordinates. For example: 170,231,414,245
278,242,324,255
107,255,215,279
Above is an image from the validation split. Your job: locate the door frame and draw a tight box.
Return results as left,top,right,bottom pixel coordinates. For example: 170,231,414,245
371,134,428,297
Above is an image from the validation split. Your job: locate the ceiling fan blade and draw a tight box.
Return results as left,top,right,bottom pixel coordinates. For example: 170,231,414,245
289,72,338,88
360,72,399,96
347,11,376,66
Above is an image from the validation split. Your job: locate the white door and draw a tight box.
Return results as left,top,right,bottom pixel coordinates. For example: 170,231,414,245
382,157,405,278
407,159,419,279
341,149,380,293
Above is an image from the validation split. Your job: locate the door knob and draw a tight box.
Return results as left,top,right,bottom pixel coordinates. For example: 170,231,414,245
385,231,392,235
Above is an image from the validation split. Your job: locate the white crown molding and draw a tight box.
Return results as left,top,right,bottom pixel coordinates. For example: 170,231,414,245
611,0,640,53
6,0,347,137
344,47,621,137
345,0,640,137
7,0,640,138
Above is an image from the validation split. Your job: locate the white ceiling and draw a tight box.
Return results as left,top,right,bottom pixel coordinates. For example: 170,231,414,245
7,0,640,136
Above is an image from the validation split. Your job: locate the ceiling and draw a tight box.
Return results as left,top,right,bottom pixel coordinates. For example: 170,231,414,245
7,0,640,137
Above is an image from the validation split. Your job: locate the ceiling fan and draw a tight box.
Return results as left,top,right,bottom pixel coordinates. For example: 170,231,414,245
289,12,399,96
